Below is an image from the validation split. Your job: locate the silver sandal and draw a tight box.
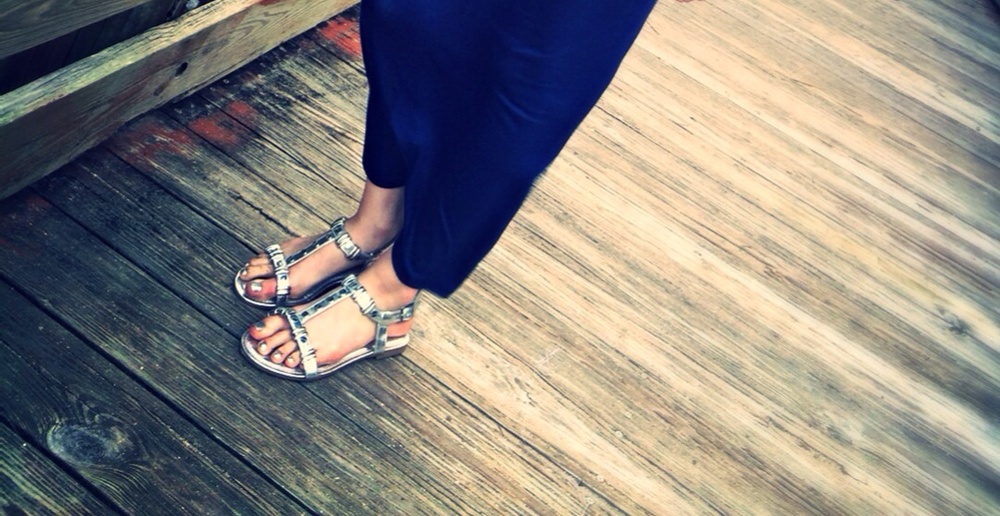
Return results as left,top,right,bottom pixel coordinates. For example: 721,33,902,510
240,274,416,381
233,217,379,308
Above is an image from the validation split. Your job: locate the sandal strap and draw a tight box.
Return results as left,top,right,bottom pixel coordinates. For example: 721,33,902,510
265,244,291,305
285,217,378,267
273,307,319,379
299,274,415,355
330,217,379,262
342,275,415,354
342,275,416,324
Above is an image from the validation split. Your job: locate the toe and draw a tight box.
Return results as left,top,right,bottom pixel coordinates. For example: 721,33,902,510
248,314,286,340
241,259,273,280
244,277,277,301
255,329,292,357
284,350,301,368
272,340,298,364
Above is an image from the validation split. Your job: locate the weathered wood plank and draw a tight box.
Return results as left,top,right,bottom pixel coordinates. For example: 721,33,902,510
0,0,186,94
141,32,720,512
1,0,997,512
0,0,355,199
29,149,625,513
643,2,1000,231
0,192,449,513
0,421,111,514
0,280,303,513
0,0,152,58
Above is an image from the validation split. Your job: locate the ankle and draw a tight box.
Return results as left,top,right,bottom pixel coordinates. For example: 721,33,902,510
360,253,418,310
344,215,399,253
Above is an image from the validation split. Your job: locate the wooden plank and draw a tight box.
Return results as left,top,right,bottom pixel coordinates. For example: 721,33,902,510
0,190,449,513
0,422,111,513
25,149,625,513
62,0,183,65
0,1,185,94
152,8,1000,512
0,281,304,513
0,0,355,200
145,24,805,513
0,0,149,58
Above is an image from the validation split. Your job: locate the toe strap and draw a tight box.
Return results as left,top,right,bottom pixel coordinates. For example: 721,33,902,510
266,245,291,305
273,307,319,379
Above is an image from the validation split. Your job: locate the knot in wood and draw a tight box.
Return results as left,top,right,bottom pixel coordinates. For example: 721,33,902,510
46,418,134,467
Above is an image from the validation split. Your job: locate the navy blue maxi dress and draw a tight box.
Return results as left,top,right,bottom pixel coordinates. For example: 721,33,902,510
360,0,656,296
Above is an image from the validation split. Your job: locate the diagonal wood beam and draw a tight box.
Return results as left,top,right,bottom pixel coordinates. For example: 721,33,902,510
0,0,157,59
0,0,356,199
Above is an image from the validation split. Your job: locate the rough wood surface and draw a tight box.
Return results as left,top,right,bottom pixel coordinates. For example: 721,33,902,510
0,421,110,514
24,150,624,513
0,0,186,94
0,0,355,199
0,0,151,58
0,0,998,512
0,281,302,513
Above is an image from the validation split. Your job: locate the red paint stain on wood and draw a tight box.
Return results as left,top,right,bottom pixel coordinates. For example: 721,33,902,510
189,113,241,147
225,100,258,122
116,118,194,161
318,17,362,58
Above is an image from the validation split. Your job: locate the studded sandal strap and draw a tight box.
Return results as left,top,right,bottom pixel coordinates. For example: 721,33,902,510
265,244,291,305
342,275,415,354
330,218,379,262
284,217,378,269
298,274,415,355
273,307,319,379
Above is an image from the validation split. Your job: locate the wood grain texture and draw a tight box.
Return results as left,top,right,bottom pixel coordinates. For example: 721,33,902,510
0,281,303,514
28,150,625,513
0,0,151,58
0,0,997,512
0,0,184,94
0,422,110,514
0,0,355,199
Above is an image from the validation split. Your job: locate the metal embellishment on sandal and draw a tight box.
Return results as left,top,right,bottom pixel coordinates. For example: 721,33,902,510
239,274,416,381
233,217,381,308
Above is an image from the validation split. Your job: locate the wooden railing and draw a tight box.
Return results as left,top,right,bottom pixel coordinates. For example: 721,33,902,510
0,0,355,199
0,0,194,94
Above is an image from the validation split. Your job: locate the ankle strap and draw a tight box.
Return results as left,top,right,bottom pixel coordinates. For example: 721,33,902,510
284,216,378,267
342,275,416,324
329,217,379,262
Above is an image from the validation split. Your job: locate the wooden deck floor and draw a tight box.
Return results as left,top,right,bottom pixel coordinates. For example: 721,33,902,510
2,1,999,513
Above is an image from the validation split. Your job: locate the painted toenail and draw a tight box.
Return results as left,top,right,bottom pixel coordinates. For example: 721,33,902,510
254,321,266,330
272,352,282,361
258,342,268,353
249,281,263,293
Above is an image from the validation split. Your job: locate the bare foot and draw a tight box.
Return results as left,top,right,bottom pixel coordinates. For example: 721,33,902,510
239,182,403,303
245,251,419,372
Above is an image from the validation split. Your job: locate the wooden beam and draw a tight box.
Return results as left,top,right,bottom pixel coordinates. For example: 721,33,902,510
0,0,155,58
0,0,356,199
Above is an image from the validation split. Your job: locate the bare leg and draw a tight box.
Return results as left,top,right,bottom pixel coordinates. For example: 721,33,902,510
239,181,404,302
